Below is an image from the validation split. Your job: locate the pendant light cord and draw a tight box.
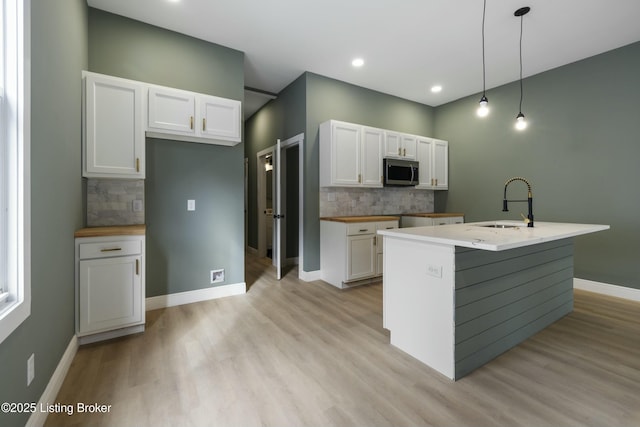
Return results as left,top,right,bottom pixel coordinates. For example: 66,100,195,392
518,13,524,113
481,0,487,96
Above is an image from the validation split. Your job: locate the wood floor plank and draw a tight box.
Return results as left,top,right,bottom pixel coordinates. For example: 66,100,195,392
45,255,640,427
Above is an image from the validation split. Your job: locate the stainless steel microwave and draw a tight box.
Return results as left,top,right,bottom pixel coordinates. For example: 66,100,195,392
383,158,419,186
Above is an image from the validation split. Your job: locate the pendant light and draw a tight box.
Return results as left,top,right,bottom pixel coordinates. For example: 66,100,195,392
477,0,489,117
514,6,530,131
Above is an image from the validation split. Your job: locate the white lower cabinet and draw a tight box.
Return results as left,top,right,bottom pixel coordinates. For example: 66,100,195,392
347,234,376,281
75,234,145,344
321,219,398,288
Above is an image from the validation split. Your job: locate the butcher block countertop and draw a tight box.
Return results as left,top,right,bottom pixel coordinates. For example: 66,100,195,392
74,224,146,238
320,215,400,223
401,212,465,218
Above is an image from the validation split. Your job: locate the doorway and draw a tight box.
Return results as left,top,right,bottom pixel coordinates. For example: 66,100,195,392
256,133,304,279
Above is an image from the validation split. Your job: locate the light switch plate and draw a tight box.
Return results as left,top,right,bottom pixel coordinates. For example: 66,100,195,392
187,200,196,211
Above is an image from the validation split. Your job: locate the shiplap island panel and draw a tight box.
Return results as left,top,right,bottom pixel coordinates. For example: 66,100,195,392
378,221,609,380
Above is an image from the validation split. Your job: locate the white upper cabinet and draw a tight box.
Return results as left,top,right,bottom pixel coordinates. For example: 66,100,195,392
200,94,242,141
416,137,448,190
361,127,384,186
320,119,448,190
320,120,361,186
147,86,241,145
384,131,416,160
83,71,243,179
148,87,196,135
320,120,383,188
83,72,145,179
432,139,449,189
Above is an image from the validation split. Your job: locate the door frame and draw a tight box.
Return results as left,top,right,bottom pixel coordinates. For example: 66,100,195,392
256,133,305,276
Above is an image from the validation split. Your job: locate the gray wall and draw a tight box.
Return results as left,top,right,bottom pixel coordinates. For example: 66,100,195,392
0,1,87,426
88,8,245,295
435,41,640,289
304,73,436,271
245,72,436,272
245,75,307,251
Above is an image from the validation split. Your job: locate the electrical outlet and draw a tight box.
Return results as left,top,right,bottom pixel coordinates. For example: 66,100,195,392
132,199,143,212
187,199,196,211
27,353,35,386
210,269,224,284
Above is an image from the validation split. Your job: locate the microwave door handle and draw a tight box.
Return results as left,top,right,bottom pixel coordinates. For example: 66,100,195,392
410,165,414,183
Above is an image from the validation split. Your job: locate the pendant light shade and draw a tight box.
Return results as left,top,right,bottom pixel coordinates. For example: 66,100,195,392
477,0,489,117
514,6,530,131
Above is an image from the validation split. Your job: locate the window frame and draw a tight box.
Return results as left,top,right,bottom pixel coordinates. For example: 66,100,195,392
0,0,31,345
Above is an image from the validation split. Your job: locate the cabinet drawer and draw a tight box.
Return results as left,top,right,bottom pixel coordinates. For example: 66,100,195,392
346,223,375,236
376,220,399,231
79,240,142,259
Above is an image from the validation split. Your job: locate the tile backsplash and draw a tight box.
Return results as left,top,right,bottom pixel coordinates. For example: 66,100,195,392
320,187,434,217
87,179,144,226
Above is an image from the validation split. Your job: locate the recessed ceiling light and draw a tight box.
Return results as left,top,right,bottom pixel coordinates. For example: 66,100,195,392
431,85,443,93
351,58,364,67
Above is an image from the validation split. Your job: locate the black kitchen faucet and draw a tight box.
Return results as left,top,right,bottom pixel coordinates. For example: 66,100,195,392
502,177,534,227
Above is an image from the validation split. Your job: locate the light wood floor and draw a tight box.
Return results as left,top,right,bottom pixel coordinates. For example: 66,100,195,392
46,254,640,427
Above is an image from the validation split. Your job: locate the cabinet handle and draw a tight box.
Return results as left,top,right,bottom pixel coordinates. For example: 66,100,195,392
190,116,194,129
136,158,140,173
203,118,206,131
100,247,122,252
373,236,377,245
398,147,401,156
359,229,368,232
435,179,438,186
358,174,361,183
403,148,406,156
136,259,139,275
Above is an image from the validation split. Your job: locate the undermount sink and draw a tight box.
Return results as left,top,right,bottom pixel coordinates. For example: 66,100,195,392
478,224,520,229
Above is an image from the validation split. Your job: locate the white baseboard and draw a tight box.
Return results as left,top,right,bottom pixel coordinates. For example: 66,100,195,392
574,278,640,302
299,269,321,282
77,324,145,345
26,335,79,427
145,282,246,311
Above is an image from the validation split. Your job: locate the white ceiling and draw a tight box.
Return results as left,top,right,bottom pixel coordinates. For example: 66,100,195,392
87,0,640,118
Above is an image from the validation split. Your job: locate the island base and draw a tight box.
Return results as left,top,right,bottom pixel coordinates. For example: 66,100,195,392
383,237,574,380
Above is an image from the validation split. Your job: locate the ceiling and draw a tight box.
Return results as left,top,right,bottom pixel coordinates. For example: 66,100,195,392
87,0,640,119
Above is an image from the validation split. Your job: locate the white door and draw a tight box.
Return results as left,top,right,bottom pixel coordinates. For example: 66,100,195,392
272,139,284,280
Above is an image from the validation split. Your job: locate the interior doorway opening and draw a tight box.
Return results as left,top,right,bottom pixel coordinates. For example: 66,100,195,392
256,133,304,279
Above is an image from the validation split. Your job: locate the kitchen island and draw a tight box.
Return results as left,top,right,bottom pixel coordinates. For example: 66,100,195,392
378,220,609,380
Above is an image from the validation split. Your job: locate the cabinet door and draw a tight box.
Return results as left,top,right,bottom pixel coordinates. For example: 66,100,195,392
84,73,144,178
148,87,196,135
401,135,417,159
199,95,242,142
416,137,434,187
432,139,449,189
78,255,143,335
384,131,402,158
347,234,376,281
361,127,384,187
332,122,361,186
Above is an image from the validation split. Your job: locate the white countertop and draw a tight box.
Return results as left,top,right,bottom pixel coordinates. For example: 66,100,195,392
377,220,610,251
